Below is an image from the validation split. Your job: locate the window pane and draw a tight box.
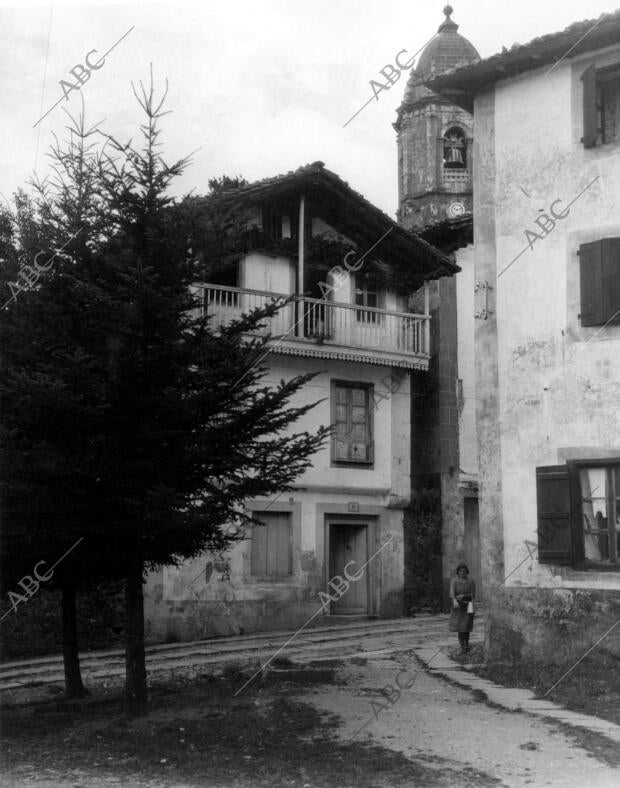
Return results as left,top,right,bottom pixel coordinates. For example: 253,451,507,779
333,383,372,463
580,468,608,561
335,440,349,460
351,405,368,423
350,442,369,461
351,388,366,407
336,386,348,405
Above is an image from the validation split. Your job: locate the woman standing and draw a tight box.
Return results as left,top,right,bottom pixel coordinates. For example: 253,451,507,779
449,563,476,653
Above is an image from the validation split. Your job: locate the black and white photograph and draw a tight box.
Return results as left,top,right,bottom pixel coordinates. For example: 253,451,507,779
1,1,620,785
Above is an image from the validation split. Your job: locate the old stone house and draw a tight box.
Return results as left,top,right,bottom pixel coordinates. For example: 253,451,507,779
144,163,457,642
427,10,620,664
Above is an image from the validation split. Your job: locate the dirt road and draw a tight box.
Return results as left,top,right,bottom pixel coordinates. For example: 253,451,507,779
2,616,619,786
303,651,620,787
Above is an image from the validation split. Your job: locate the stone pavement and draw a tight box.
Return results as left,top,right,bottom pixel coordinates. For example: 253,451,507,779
412,643,620,745
0,614,478,691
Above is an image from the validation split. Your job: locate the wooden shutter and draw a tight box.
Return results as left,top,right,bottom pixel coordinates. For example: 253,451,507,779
268,515,292,575
579,240,604,326
251,520,268,575
536,465,573,565
602,238,620,324
251,512,292,576
581,64,598,149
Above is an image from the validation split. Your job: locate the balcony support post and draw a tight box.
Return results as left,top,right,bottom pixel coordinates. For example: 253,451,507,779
297,194,306,337
424,281,430,355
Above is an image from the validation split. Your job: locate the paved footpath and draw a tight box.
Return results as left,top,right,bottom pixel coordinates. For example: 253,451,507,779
303,653,620,787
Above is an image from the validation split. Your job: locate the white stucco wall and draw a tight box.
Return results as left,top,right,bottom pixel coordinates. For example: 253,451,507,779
455,244,477,478
144,355,411,641
488,45,620,592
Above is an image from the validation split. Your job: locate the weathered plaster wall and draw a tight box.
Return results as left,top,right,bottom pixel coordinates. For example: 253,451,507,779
473,86,505,603
144,357,410,643
410,275,462,608
487,587,620,665
455,244,477,479
475,45,620,661
492,52,620,591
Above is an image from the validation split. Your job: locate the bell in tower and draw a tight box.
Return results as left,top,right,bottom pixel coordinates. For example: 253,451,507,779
394,5,480,231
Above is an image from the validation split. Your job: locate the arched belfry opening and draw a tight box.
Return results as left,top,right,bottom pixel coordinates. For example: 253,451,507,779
394,4,479,231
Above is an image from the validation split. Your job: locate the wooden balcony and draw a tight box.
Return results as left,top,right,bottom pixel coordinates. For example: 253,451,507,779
195,284,430,370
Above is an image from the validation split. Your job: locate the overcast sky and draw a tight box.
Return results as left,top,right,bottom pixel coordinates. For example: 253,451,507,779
1,0,618,218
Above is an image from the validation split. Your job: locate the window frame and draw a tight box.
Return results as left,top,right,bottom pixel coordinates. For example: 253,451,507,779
353,273,383,324
578,237,620,327
331,380,375,467
570,458,620,571
582,62,620,149
537,459,620,572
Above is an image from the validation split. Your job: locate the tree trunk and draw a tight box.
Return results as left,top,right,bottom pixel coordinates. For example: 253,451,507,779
124,556,148,717
62,583,87,698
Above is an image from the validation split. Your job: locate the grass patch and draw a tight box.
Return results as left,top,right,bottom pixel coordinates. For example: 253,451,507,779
474,648,620,727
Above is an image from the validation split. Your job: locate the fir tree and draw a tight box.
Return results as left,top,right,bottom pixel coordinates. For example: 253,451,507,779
1,76,329,716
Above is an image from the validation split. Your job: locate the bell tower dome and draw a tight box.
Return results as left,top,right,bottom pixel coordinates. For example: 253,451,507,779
394,5,480,231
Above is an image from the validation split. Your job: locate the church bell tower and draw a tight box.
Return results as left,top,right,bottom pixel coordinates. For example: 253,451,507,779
394,5,480,232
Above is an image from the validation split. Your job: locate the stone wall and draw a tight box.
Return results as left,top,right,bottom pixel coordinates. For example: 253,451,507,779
410,275,463,610
487,587,620,666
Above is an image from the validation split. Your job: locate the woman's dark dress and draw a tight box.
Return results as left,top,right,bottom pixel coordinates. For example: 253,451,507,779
449,577,475,633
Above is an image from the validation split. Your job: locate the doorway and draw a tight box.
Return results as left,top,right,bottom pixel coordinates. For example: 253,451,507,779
327,521,370,614
463,497,483,603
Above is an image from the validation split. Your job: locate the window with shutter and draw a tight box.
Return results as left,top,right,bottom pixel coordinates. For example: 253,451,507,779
599,67,620,145
332,382,373,465
579,238,620,327
576,463,620,567
581,63,620,148
536,465,573,565
602,238,620,325
250,511,293,577
581,64,598,148
536,460,620,570
579,240,604,326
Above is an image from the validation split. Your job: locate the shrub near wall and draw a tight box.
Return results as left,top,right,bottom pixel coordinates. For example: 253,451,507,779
0,582,125,661
404,488,443,614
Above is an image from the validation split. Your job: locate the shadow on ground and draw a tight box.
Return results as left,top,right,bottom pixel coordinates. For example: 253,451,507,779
1,663,501,788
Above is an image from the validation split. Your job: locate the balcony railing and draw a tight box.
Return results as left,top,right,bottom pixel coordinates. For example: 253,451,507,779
443,169,471,185
196,284,430,360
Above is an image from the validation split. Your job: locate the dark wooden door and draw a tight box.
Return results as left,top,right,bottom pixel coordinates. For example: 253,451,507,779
328,523,369,614
463,497,482,602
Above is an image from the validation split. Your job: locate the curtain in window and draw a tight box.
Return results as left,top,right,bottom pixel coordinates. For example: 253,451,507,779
580,468,606,560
